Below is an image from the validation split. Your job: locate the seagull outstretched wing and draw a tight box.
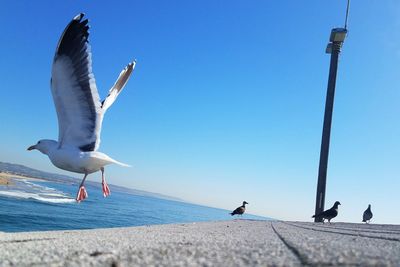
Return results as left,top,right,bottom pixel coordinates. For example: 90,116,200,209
102,62,135,111
51,13,135,152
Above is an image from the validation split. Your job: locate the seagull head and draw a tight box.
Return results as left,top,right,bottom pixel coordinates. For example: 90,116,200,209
243,201,249,205
27,140,58,155
333,201,341,207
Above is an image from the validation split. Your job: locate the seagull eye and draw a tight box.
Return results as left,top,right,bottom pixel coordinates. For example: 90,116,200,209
38,141,41,144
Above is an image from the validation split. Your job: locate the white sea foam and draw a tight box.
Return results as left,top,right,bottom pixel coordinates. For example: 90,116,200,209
24,181,57,191
0,180,75,204
0,190,75,203
42,192,65,197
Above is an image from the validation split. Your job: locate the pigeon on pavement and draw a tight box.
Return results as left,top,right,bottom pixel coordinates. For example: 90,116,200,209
312,201,341,223
362,204,373,223
230,201,248,216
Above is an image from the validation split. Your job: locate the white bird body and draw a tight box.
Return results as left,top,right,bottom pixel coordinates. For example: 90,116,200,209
46,145,124,174
28,13,135,201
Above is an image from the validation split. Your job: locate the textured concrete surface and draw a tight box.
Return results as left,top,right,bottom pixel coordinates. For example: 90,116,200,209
1,220,399,266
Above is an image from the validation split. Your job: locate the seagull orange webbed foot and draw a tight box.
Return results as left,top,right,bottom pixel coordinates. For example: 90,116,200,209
101,167,111,197
102,181,110,197
76,186,88,202
76,173,88,202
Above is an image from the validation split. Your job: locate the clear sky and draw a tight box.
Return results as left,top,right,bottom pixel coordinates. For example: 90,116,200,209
0,1,399,223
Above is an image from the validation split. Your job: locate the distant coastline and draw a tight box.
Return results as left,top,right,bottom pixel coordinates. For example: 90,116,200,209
0,172,45,186
0,161,184,202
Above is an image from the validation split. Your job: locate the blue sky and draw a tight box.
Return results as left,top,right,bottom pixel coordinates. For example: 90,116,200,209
0,1,399,223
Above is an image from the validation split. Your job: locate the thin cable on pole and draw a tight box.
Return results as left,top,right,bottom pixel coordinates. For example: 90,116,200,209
344,0,350,29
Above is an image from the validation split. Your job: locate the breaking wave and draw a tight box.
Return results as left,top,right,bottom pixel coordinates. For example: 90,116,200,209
0,179,75,204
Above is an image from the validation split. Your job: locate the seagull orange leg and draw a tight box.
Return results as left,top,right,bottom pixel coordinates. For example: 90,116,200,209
76,173,88,202
101,167,110,197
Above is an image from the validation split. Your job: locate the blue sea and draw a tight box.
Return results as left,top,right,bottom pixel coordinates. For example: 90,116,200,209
0,178,267,232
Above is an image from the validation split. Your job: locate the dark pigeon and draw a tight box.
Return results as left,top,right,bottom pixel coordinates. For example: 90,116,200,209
312,201,341,223
230,201,248,216
362,204,373,223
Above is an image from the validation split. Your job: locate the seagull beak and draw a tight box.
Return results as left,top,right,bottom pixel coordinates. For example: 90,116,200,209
27,145,36,151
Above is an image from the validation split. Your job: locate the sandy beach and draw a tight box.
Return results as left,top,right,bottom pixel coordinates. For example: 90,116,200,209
1,220,399,266
0,172,45,186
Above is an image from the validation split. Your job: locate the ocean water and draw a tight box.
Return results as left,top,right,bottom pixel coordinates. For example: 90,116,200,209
0,179,267,232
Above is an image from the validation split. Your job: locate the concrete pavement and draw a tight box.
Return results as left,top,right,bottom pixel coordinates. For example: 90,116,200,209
1,220,399,266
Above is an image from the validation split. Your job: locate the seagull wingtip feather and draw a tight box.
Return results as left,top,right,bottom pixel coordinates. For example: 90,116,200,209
73,13,85,21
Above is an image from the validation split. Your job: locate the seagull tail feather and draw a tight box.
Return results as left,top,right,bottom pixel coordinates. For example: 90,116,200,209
113,160,132,168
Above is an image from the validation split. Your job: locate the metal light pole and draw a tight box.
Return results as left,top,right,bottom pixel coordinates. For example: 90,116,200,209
314,28,347,222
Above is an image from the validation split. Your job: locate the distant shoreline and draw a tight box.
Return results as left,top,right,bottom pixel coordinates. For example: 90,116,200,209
0,172,45,186
0,161,186,203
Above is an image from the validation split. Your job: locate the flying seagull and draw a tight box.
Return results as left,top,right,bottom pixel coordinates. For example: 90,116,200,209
362,204,373,223
230,201,248,216
27,13,135,202
312,201,341,223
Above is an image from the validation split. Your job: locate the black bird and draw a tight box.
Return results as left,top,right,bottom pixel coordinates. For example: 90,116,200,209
362,204,373,223
312,201,341,223
230,201,248,216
